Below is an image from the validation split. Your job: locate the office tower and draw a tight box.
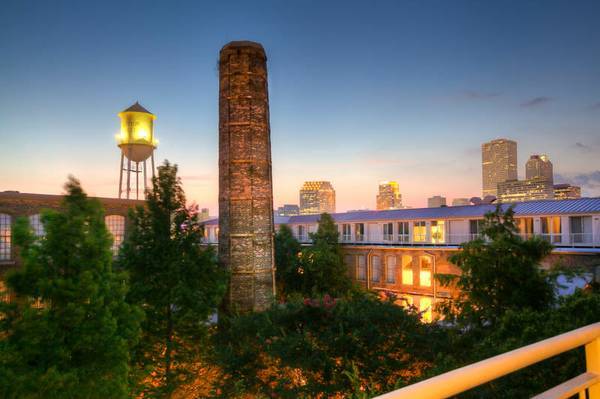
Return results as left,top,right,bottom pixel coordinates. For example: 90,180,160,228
218,41,275,312
376,181,403,210
497,179,554,203
452,198,471,206
554,184,581,200
299,181,336,215
276,204,300,216
482,139,518,197
526,154,553,183
427,195,447,208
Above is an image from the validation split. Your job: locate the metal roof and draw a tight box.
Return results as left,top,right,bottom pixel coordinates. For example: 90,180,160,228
202,197,600,226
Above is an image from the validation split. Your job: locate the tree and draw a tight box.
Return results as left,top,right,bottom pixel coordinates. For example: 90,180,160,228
118,161,227,397
437,205,554,327
0,177,142,399
274,224,302,297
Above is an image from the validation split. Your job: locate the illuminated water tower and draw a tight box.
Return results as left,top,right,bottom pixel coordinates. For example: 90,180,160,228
116,102,158,199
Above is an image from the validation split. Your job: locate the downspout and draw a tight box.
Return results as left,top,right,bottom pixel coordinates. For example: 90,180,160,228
366,249,373,290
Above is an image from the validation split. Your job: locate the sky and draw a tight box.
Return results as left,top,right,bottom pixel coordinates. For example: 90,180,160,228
1,0,599,213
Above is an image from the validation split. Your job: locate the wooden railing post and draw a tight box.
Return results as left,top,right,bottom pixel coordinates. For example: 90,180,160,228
587,337,600,398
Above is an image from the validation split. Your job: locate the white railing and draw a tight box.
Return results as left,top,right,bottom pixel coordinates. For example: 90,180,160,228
374,322,600,399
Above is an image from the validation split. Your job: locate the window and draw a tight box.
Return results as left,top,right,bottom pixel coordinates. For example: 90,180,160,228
29,214,45,237
541,217,561,243
431,221,445,243
419,256,432,287
0,214,11,261
397,222,409,243
401,255,413,285
570,216,592,243
344,254,354,271
383,222,393,241
469,219,484,239
516,218,534,238
297,225,306,241
357,255,366,280
371,255,381,283
419,296,433,323
386,255,396,283
355,223,364,241
105,215,125,255
342,224,351,241
413,221,426,242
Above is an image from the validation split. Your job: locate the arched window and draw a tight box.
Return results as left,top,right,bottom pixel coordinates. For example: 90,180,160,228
29,214,45,237
105,215,125,255
0,214,11,261
386,255,396,283
371,255,381,283
401,255,413,285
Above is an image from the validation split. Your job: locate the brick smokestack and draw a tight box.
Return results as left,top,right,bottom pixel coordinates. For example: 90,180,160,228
218,41,276,312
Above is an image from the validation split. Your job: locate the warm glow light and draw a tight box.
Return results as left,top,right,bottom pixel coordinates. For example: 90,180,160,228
136,129,148,140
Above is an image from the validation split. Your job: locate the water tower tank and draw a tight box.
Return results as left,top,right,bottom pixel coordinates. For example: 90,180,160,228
116,102,158,199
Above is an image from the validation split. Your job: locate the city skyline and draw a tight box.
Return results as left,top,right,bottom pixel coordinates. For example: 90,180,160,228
2,1,600,212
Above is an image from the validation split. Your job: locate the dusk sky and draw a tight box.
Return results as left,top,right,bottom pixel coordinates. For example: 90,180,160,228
1,0,599,213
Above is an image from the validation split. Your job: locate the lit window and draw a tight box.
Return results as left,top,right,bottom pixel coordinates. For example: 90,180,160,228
357,255,366,280
431,221,445,244
516,218,534,238
29,214,45,237
105,215,125,255
397,222,409,243
0,214,11,261
386,255,396,283
401,255,413,285
419,256,432,287
419,296,433,323
355,223,364,242
541,217,561,244
413,221,426,242
371,255,381,283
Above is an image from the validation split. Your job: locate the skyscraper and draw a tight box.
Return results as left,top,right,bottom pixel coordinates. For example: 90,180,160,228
526,154,553,183
554,184,581,200
451,198,471,206
427,195,447,208
299,181,336,215
497,179,554,203
218,41,275,313
481,139,518,197
276,204,300,216
376,181,402,210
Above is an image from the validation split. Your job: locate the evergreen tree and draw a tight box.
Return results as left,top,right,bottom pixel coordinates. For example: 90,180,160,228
118,161,227,397
0,177,142,399
298,213,353,297
274,224,302,297
437,205,554,327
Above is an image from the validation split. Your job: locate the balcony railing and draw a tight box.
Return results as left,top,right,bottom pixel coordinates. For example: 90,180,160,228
374,322,600,399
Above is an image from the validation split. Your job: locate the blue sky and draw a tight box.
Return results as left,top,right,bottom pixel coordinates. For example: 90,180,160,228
1,0,599,212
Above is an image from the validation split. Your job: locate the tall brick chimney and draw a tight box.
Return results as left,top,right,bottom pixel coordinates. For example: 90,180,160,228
218,41,276,312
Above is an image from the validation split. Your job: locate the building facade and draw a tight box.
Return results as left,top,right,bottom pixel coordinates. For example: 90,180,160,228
526,154,553,183
497,178,554,203
451,198,471,206
277,204,300,216
554,184,582,200
218,41,276,312
482,138,518,197
427,195,447,208
376,181,402,210
299,181,336,215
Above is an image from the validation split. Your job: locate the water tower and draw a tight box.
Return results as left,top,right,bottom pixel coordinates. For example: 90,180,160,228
116,102,158,199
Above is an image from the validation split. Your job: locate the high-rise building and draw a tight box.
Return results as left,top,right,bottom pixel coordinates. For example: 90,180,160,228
218,41,275,313
482,139,518,197
554,184,581,200
299,181,336,215
199,208,210,221
526,154,553,183
376,181,402,210
427,195,447,208
497,179,554,203
276,204,300,216
452,198,471,206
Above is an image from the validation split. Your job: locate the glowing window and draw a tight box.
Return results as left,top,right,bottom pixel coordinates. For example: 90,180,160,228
357,255,366,280
419,256,432,287
0,214,11,261
386,255,396,283
431,221,445,244
401,255,413,285
419,296,433,323
413,221,426,242
516,218,534,237
371,255,381,282
29,214,45,237
105,215,125,255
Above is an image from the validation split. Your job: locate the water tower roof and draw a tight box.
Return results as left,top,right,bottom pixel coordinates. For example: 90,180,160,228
121,102,153,115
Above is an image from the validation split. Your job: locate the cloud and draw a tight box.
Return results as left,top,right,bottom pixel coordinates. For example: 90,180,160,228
521,96,553,108
574,142,593,153
556,171,600,194
463,91,501,100
589,102,600,110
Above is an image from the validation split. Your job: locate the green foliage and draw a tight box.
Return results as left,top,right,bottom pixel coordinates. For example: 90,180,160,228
213,292,440,398
277,213,353,298
118,161,228,397
0,177,142,399
437,205,554,327
274,224,302,297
